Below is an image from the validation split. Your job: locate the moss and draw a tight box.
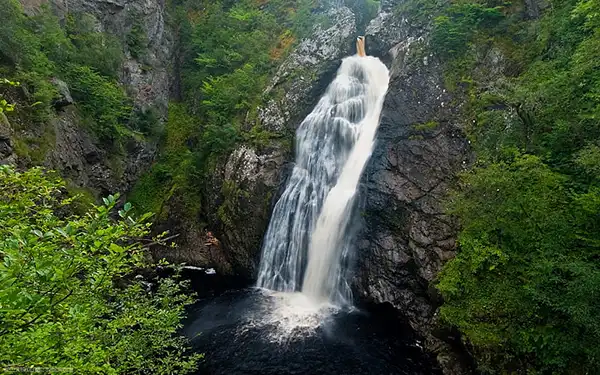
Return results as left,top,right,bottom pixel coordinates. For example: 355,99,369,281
243,124,279,151
65,182,97,214
217,179,249,228
128,168,171,218
414,120,439,132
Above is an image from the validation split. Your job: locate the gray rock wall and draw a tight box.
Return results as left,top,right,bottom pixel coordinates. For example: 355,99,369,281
196,6,359,279
11,0,172,195
352,5,473,373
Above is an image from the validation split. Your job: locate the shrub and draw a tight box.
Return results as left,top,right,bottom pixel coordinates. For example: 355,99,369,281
65,13,124,78
0,165,201,374
431,3,504,59
65,65,132,143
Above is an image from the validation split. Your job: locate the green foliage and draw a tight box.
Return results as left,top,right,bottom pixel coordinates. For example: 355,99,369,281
129,107,163,139
65,65,132,143
243,124,279,150
64,13,124,78
413,120,439,132
0,0,54,75
288,0,326,38
167,0,289,176
423,0,600,372
0,0,157,148
440,155,600,373
0,78,19,113
431,2,504,59
364,0,382,20
344,0,381,31
0,165,201,374
127,19,148,60
64,182,97,214
128,165,174,220
129,103,200,219
0,0,57,119
131,0,313,222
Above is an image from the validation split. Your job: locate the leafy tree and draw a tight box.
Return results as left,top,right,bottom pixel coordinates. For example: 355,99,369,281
431,2,504,59
65,65,132,143
64,13,124,78
0,165,201,374
419,0,600,372
128,103,201,218
439,155,600,373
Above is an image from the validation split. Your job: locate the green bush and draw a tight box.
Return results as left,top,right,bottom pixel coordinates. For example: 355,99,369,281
429,0,600,372
65,65,132,143
0,78,19,113
130,107,163,138
439,155,600,373
65,13,124,78
127,19,148,59
0,165,201,374
129,103,201,218
431,3,504,59
0,0,58,119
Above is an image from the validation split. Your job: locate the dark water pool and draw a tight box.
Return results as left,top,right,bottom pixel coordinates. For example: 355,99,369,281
183,288,442,375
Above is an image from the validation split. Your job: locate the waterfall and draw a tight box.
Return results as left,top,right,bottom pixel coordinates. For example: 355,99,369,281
256,53,389,307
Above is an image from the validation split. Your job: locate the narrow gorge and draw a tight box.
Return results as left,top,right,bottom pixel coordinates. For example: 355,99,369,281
3,0,599,373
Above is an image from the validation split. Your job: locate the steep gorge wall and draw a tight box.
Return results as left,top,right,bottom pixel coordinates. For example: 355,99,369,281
1,0,172,196
356,1,472,370
204,1,474,372
0,1,482,371
2,2,472,367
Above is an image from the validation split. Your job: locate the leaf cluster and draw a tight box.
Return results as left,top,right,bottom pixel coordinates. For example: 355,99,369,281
0,166,201,374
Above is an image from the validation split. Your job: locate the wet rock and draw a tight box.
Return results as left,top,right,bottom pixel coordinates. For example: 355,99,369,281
50,78,73,109
259,6,356,133
349,7,475,375
204,145,287,279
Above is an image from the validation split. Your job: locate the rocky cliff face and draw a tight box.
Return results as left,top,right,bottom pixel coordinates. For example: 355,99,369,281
210,1,474,372
4,0,172,196
353,2,473,372
192,6,359,279
2,1,478,370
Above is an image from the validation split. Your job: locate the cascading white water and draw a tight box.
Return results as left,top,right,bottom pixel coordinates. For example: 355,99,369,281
302,57,389,302
256,53,389,308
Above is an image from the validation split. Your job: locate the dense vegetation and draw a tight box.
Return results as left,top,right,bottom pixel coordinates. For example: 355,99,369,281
0,0,157,153
7,0,599,372
401,0,600,372
129,0,332,218
0,4,203,372
0,166,200,373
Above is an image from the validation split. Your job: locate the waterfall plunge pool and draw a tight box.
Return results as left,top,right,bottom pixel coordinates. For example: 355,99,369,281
181,50,440,375
183,287,442,375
